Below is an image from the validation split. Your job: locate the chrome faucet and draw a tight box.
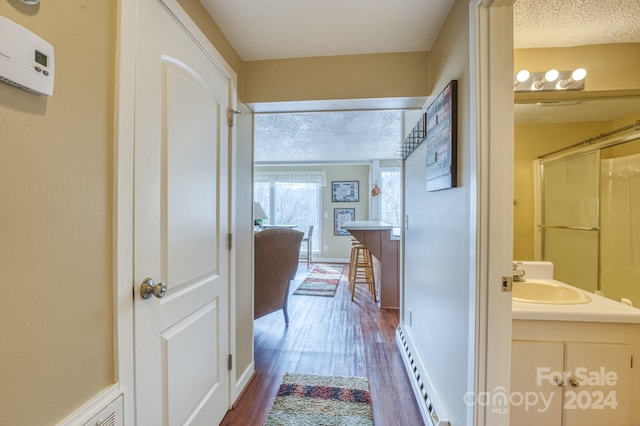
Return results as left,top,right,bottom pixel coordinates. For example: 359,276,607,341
512,261,526,282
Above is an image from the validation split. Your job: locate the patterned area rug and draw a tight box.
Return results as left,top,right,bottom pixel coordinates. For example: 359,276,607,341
293,264,345,297
265,372,373,425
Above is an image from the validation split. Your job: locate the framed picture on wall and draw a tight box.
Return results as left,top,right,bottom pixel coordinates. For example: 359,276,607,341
332,181,359,202
334,208,355,236
425,80,458,191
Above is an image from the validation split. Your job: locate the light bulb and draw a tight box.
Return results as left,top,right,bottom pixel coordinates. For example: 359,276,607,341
544,69,559,82
516,70,530,83
571,68,587,81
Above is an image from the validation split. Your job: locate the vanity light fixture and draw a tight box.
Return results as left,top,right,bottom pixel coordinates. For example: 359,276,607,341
532,69,559,90
20,0,40,4
544,68,559,82
514,68,587,92
514,69,530,87
557,68,587,89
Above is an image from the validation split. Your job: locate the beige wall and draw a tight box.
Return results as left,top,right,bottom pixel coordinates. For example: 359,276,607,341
255,164,370,260
612,109,640,131
181,0,432,106
0,2,116,425
242,52,430,104
321,165,370,259
177,0,243,88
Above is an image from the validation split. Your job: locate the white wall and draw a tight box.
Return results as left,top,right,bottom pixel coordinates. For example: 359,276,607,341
403,140,471,424
401,0,472,423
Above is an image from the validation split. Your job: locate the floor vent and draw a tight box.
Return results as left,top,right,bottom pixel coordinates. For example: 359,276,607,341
397,327,450,426
84,395,123,426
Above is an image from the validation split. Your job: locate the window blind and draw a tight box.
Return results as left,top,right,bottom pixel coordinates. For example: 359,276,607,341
254,171,326,186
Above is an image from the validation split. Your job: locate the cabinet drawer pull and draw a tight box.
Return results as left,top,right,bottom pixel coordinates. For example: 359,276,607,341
553,376,564,387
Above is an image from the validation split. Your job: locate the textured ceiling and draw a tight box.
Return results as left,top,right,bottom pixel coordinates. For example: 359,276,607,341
254,111,403,163
513,0,640,49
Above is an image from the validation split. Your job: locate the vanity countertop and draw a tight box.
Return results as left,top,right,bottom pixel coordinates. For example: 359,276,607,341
512,278,640,324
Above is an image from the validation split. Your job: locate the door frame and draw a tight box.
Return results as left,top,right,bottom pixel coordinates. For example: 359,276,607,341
113,0,515,423
114,0,238,423
469,1,514,425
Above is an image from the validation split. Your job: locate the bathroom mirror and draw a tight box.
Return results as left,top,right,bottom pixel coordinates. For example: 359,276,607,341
512,0,640,306
514,99,640,306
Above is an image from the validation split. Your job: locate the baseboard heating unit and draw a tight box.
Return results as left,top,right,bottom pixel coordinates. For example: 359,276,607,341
56,386,123,426
396,326,451,426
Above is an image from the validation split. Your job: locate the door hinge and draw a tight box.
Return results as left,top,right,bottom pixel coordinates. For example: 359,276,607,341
632,355,634,369
227,233,232,250
227,109,240,128
228,354,233,371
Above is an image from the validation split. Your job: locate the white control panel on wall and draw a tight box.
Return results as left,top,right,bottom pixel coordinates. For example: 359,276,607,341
0,15,54,96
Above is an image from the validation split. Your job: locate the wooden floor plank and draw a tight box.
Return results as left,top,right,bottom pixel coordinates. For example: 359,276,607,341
221,263,424,425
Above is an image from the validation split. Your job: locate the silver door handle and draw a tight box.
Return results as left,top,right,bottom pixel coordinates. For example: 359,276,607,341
140,277,167,299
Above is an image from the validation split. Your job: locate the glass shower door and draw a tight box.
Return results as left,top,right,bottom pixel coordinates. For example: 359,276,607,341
541,151,599,292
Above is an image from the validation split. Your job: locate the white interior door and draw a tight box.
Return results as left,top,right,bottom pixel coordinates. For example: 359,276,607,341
133,0,230,424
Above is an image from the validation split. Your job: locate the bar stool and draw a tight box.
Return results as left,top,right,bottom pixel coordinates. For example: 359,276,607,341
348,239,377,302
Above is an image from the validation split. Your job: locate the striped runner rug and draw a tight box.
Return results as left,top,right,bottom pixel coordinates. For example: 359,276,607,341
264,372,373,425
292,264,345,297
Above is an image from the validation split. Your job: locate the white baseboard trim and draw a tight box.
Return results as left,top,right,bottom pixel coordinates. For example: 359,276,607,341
231,361,255,406
56,384,123,426
396,325,451,426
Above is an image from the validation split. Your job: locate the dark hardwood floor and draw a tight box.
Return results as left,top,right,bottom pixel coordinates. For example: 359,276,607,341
221,262,424,425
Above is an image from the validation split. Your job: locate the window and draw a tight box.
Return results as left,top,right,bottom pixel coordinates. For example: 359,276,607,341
380,168,402,233
254,171,325,253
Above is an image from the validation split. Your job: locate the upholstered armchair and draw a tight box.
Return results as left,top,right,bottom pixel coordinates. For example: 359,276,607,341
254,228,304,325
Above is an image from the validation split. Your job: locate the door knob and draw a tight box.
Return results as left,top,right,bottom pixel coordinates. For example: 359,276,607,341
140,277,167,299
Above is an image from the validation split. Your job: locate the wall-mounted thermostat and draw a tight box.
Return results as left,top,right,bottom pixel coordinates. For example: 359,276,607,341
0,15,55,96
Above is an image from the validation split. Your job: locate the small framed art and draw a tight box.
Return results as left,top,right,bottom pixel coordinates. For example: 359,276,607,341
332,181,359,202
334,208,355,236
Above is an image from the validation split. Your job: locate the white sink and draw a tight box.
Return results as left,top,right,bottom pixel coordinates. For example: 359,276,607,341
512,280,591,304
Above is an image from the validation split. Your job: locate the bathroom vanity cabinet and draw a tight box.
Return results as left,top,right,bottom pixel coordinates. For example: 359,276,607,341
511,320,638,426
